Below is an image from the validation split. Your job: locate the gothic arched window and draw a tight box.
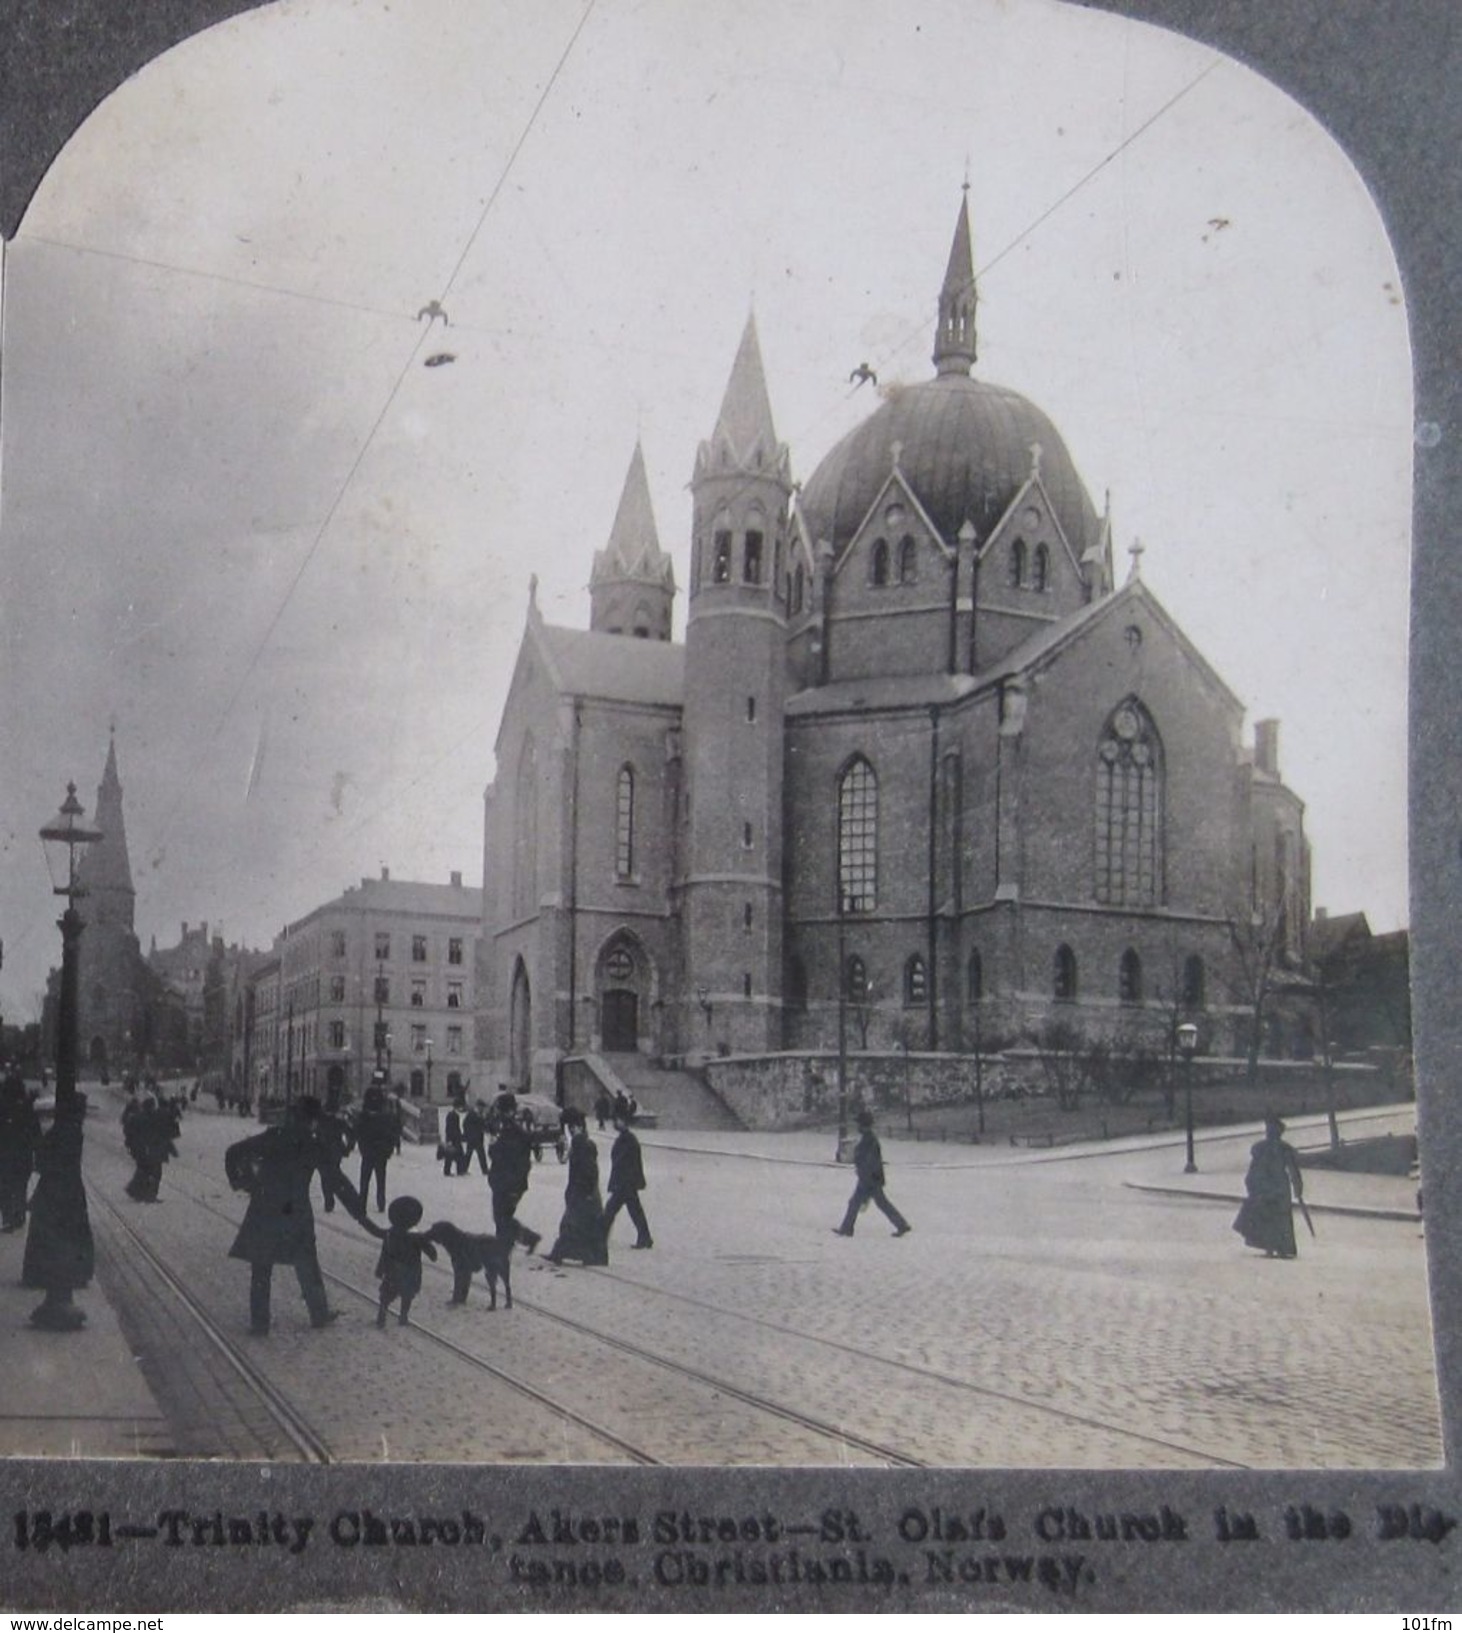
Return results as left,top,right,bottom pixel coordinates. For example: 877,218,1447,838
1053,944,1077,1002
615,765,635,879
712,519,733,583
1119,947,1143,1004
1033,543,1050,592
1095,698,1163,907
870,538,890,587
1010,538,1027,587
743,527,764,584
844,954,868,1003
898,535,918,584
904,954,928,1006
792,564,805,614
837,756,878,914
1182,954,1206,1012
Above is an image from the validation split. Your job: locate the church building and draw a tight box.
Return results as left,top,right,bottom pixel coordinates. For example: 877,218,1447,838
477,198,1310,1095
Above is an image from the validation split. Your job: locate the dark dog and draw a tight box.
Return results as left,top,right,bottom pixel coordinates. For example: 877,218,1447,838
425,1221,513,1309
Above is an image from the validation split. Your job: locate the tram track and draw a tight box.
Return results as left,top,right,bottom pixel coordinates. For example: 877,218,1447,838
88,1113,1256,1469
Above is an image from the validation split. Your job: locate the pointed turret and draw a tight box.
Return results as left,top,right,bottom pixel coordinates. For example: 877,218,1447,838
589,441,675,639
77,729,136,932
933,190,978,377
695,315,791,483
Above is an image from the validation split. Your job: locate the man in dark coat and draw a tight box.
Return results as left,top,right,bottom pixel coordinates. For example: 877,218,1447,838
487,1095,541,1253
602,1113,653,1249
124,1095,178,1203
225,1097,356,1335
441,1098,467,1177
355,1084,401,1214
0,1072,40,1232
462,1099,489,1174
547,1108,608,1266
833,1109,912,1238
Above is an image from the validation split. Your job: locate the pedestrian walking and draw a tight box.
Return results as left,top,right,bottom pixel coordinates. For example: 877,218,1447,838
1233,1114,1306,1259
440,1098,468,1177
602,1112,653,1249
547,1108,608,1266
487,1095,542,1253
462,1099,490,1174
124,1095,178,1203
0,1072,40,1233
355,1084,401,1214
224,1096,354,1336
360,1195,437,1327
593,1088,612,1131
317,1103,356,1214
833,1109,912,1238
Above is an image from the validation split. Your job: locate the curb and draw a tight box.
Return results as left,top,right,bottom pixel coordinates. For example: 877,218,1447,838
1122,1180,1421,1224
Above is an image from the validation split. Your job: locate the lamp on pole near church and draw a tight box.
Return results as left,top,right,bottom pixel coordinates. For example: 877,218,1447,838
27,783,102,1330
1177,1020,1199,1174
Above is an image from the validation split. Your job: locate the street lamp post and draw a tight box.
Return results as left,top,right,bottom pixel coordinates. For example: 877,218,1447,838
27,783,102,1331
1178,1020,1199,1174
835,892,849,1162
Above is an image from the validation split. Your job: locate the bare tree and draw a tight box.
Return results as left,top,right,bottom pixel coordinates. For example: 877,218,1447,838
1227,885,1291,1086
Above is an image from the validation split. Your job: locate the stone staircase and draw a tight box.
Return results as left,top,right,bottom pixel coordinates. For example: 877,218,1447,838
599,1054,745,1132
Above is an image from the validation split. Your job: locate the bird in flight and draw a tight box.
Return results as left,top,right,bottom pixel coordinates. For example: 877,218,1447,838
849,362,878,389
417,299,450,327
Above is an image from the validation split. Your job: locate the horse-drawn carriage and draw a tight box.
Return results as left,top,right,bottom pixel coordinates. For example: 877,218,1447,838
492,1093,568,1163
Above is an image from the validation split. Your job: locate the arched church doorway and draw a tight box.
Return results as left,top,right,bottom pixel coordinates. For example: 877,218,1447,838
601,989,639,1052
594,935,650,1054
509,960,532,1089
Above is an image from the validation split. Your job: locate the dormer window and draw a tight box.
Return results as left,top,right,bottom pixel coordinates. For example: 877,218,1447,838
898,535,917,584
1010,539,1027,588
1033,543,1050,592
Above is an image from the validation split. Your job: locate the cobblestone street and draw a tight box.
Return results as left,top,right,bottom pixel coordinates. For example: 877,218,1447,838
3,1091,1437,1470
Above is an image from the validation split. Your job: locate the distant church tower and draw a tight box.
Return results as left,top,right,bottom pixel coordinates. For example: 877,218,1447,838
679,316,792,1053
589,441,675,641
79,729,137,935
47,730,149,1077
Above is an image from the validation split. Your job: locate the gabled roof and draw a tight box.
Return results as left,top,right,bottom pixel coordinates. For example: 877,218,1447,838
537,622,685,708
988,576,1245,715
590,441,674,590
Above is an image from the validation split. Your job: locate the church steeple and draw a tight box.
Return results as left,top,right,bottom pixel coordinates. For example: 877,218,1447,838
589,440,675,640
77,728,136,932
933,188,978,377
695,314,791,483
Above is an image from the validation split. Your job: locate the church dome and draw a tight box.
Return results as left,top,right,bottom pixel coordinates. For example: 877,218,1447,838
799,371,1099,558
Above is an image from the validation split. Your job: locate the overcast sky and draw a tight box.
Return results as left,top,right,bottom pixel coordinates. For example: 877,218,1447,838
0,0,1411,1022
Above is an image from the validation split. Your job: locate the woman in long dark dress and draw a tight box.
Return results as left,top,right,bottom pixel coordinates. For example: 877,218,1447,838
1233,1115,1305,1258
23,1096,95,1329
547,1108,608,1266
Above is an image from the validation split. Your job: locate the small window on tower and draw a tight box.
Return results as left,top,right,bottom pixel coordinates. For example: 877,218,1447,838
744,530,764,584
871,538,890,587
743,821,754,849
744,902,753,929
713,531,733,583
743,972,753,998
746,696,756,723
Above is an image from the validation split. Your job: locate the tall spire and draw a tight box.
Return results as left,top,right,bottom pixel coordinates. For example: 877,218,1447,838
78,728,136,928
702,314,786,475
933,187,978,377
589,441,675,639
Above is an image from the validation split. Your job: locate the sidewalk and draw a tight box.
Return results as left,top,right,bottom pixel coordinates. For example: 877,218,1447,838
0,1215,172,1458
